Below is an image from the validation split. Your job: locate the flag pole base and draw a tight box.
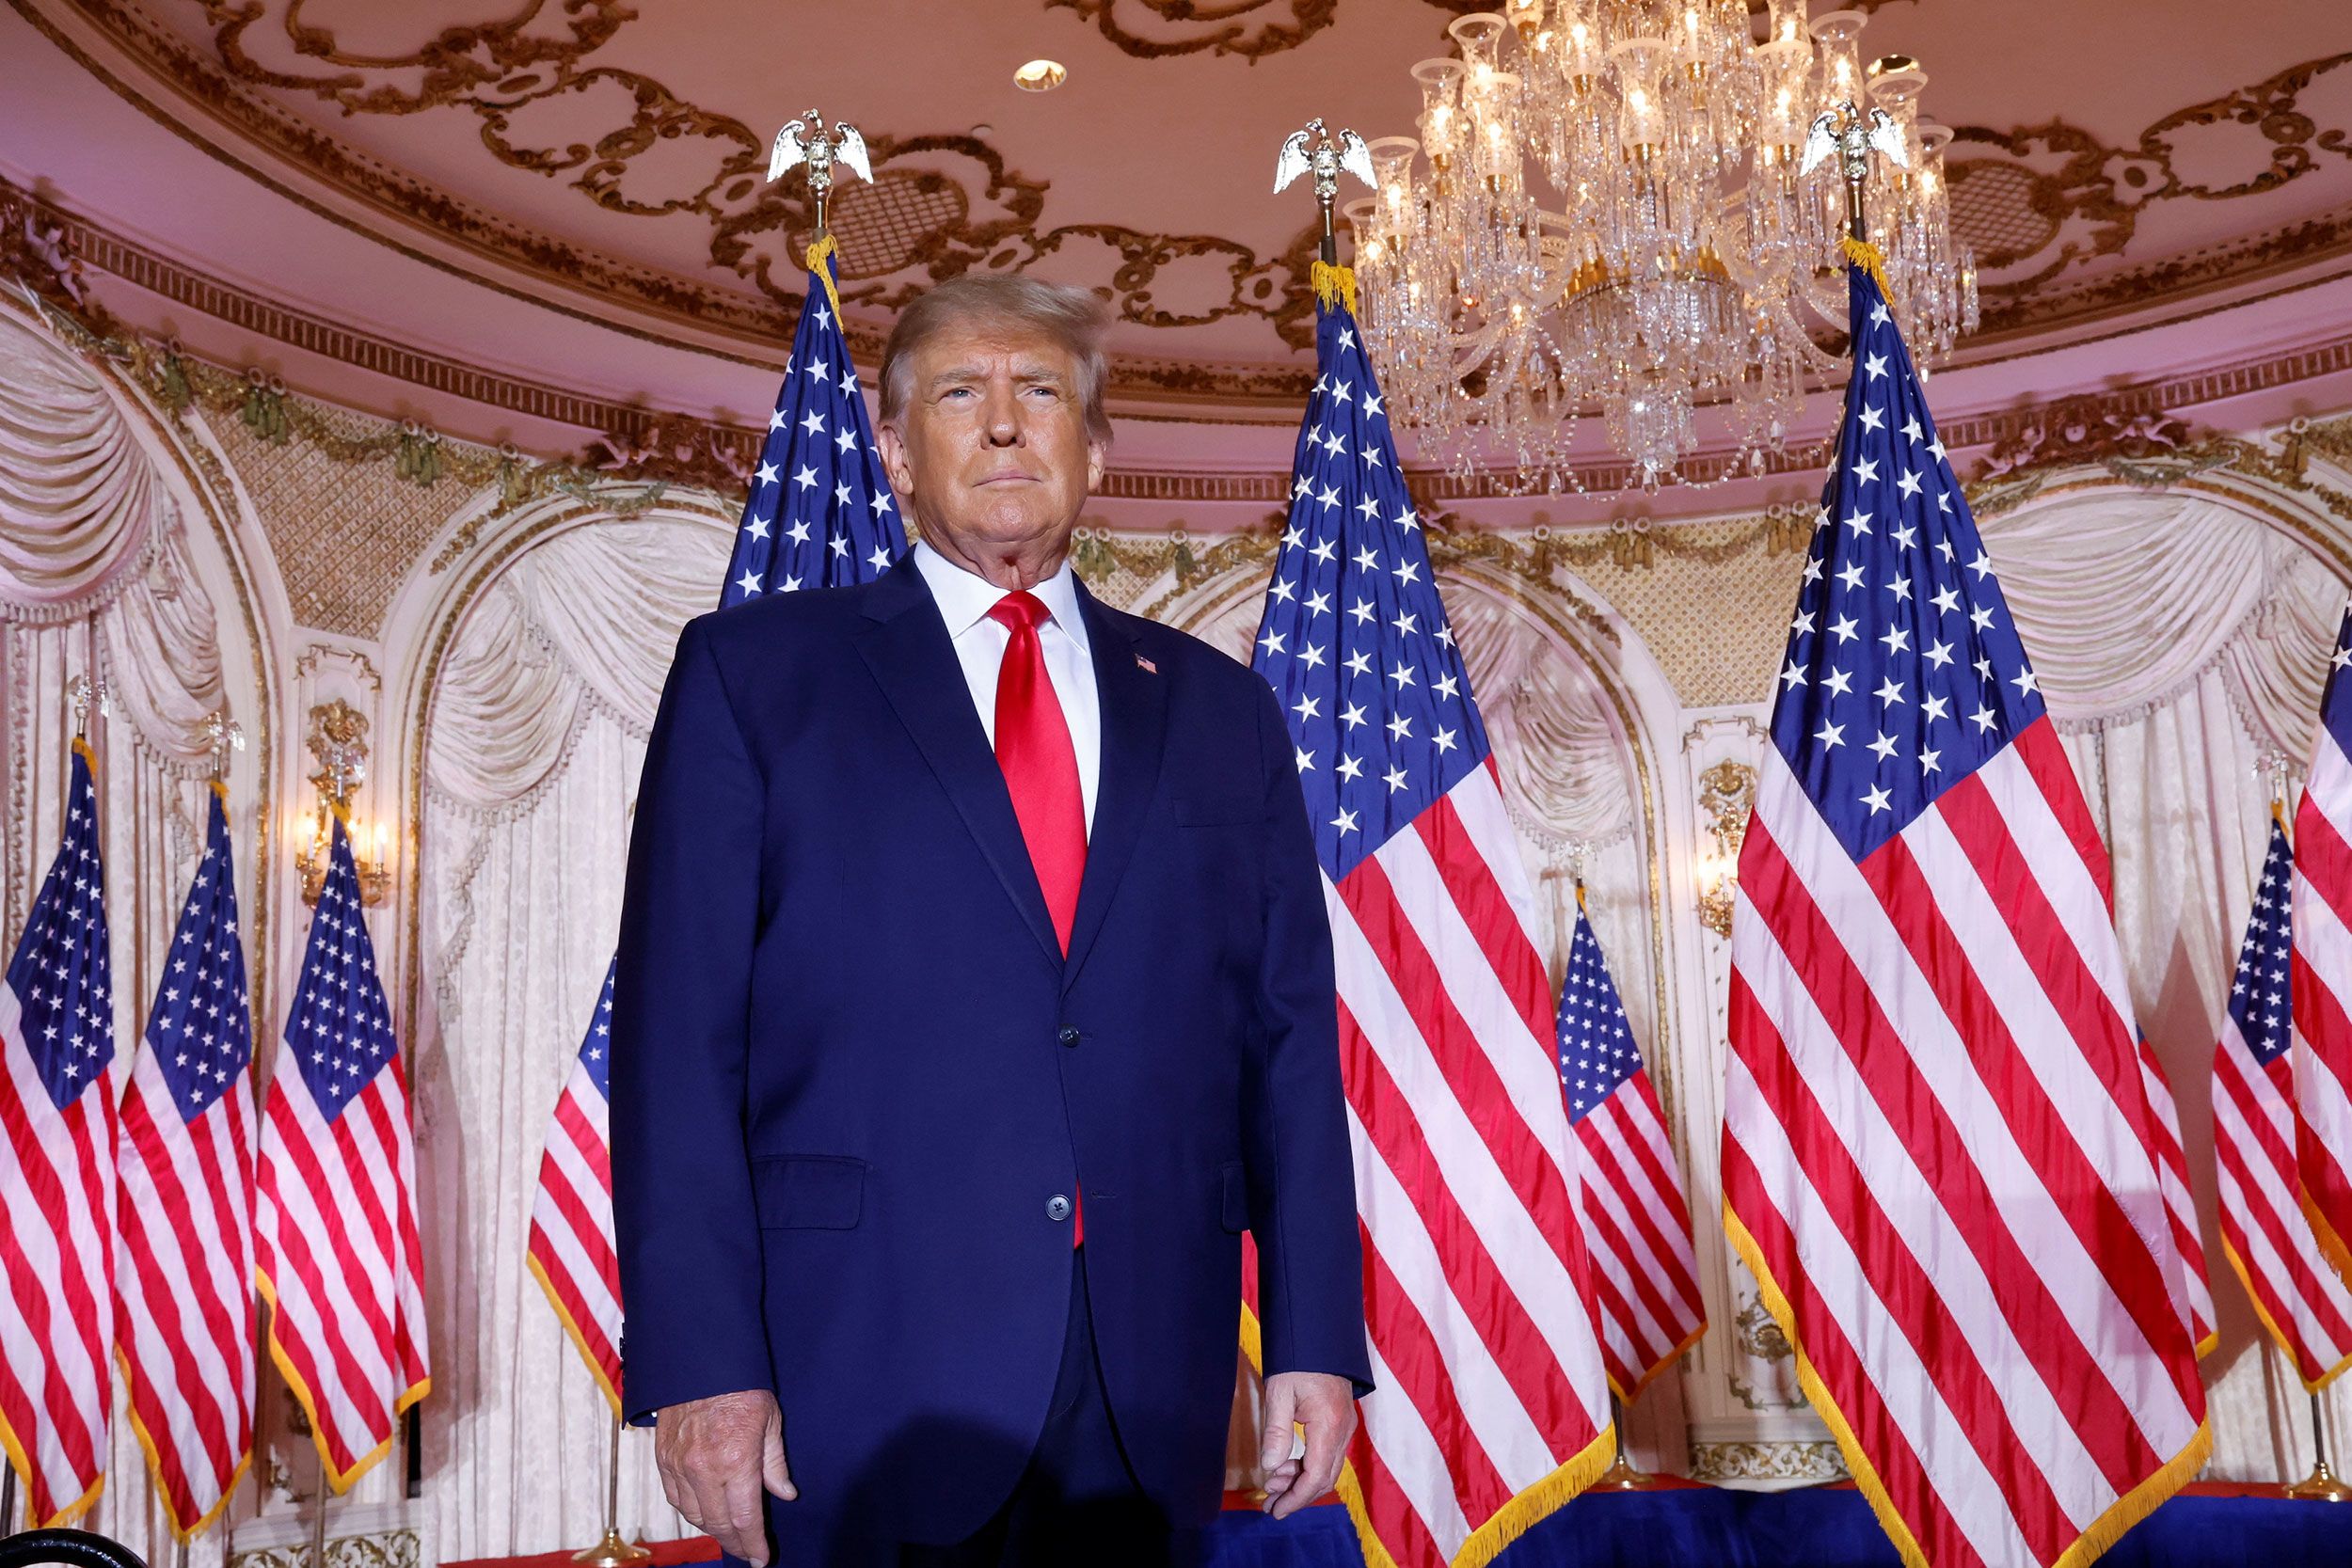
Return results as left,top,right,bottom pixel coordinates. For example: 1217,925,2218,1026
569,1528,654,1566
1587,1453,1654,1492
2286,1459,2352,1502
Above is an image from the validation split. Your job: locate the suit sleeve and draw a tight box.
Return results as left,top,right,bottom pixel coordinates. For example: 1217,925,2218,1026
610,616,772,1425
1242,677,1375,1394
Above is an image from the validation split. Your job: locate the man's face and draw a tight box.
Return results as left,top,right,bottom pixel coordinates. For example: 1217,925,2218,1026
878,319,1104,567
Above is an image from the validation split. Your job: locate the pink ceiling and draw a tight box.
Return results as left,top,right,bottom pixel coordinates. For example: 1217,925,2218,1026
11,0,2352,392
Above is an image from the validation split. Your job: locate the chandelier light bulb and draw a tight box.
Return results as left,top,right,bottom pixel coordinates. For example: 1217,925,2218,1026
1350,0,1977,492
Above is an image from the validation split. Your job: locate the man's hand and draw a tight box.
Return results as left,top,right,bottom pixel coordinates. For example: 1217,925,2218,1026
655,1389,795,1566
1257,1370,1357,1519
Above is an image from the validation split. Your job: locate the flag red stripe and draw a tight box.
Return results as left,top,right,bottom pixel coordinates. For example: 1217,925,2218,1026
528,1224,619,1380
1356,1222,1515,1524
2296,790,2352,942
1567,1144,1681,1368
2011,720,2112,911
1347,1423,1450,1568
2212,1067,2352,1351
1337,1003,1581,1441
1414,799,1554,1048
1335,857,1584,1282
120,1090,248,1386
535,1149,622,1292
1740,831,2090,1558
0,1079,106,1489
265,1089,399,1362
114,1196,223,1516
556,1092,614,1193
261,1099,394,1446
2292,945,2352,1226
1929,781,2209,1412
1581,1096,1702,1313
337,1095,398,1274
1719,1111,1985,1568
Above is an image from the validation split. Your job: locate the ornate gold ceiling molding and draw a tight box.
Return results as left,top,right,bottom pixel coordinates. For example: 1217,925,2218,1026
38,0,1322,341
31,0,2348,401
1953,52,2352,328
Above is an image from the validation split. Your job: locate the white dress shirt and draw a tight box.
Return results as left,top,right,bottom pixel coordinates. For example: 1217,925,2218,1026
913,541,1101,832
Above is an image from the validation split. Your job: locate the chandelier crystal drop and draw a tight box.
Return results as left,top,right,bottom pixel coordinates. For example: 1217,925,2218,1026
1345,2,1978,492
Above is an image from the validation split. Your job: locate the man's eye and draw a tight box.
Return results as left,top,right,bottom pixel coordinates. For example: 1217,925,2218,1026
1025,386,1060,400
942,388,974,401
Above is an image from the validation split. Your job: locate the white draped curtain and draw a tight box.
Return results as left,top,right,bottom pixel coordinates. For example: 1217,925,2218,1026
0,307,263,1564
414,514,728,1560
1984,485,2350,1481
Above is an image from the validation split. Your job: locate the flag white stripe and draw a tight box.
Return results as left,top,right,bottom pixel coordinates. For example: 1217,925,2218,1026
2214,1091,2345,1356
530,1191,624,1342
1895,783,2200,1422
1372,823,1583,1192
1569,1136,1677,1353
1736,837,2121,1528
1723,1047,2036,1567
0,1030,110,1461
1584,1095,1700,1299
2295,865,2352,1130
1768,768,2194,1442
1327,888,1613,1395
1357,1337,1474,1554
117,1108,246,1438
2214,1038,2352,1359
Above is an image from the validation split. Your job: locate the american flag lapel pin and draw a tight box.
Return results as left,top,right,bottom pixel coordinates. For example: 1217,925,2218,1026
1135,653,1157,674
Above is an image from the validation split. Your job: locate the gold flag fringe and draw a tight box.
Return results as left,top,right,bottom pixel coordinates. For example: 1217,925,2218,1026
1311,260,1359,317
1838,235,1893,299
807,234,845,322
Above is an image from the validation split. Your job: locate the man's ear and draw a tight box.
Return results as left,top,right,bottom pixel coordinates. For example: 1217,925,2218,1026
1086,436,1105,494
878,420,915,500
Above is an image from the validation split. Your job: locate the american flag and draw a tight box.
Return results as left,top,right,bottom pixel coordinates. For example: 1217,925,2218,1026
1723,260,2209,1568
254,816,429,1489
2293,606,2352,1281
2216,816,2352,1387
1555,895,1703,1399
529,245,904,1405
526,961,622,1411
718,245,906,606
0,742,118,1527
115,784,257,1534
1251,264,1614,1567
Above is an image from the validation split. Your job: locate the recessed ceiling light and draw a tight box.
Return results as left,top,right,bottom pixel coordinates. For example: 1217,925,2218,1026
1014,59,1067,92
970,122,993,137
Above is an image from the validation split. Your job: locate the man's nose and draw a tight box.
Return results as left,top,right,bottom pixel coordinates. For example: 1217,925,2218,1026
984,388,1022,446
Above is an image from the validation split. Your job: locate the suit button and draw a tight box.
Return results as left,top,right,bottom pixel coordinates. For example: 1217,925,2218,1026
1046,1195,1073,1222
1057,1026,1081,1048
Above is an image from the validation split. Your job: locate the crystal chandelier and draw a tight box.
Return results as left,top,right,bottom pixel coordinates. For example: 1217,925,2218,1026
1344,2,1978,491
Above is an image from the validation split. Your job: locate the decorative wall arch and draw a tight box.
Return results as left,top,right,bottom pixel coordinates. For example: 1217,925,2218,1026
0,294,281,1555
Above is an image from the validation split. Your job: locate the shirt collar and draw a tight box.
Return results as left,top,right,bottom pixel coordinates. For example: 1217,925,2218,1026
913,540,1089,651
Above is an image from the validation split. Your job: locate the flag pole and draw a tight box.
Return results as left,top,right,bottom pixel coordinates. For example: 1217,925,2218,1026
1589,1393,1652,1492
570,1416,651,1567
2287,1390,2352,1502
1,1464,16,1534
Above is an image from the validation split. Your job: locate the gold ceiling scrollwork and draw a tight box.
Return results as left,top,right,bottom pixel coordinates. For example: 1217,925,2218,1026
1952,52,2352,312
1043,0,1341,61
75,0,1322,340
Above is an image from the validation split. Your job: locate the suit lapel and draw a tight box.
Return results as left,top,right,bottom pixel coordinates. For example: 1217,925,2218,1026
1062,581,1166,993
854,558,1061,967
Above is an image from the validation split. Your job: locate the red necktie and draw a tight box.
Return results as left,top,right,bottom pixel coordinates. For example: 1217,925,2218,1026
988,591,1088,1245
988,592,1088,951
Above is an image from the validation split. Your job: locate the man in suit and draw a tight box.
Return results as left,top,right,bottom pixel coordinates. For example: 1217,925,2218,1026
611,274,1370,1567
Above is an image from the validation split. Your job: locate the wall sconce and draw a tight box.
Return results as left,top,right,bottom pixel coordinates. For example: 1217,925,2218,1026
1695,759,1756,939
296,698,391,908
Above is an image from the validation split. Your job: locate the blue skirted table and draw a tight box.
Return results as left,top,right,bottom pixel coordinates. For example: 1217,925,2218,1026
451,1483,2352,1568
1198,1485,2352,1568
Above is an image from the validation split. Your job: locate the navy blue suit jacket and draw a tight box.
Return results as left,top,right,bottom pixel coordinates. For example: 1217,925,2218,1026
610,554,1371,1541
